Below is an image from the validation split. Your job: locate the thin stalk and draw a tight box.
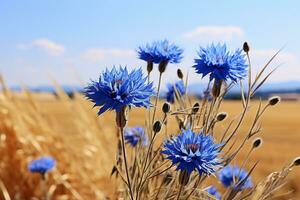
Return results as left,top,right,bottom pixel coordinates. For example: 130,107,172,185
176,184,184,200
136,134,157,199
120,127,134,200
151,72,163,124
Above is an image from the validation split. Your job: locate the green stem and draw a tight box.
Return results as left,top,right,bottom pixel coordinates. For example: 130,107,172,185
120,126,134,200
151,72,163,125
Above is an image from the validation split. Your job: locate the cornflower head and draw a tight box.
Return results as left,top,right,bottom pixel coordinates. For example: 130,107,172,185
124,126,148,147
162,129,222,175
218,165,253,190
165,80,186,104
85,66,155,115
193,43,247,82
28,156,56,175
137,40,183,73
205,186,221,200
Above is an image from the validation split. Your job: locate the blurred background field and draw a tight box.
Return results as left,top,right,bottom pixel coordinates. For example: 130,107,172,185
0,88,299,199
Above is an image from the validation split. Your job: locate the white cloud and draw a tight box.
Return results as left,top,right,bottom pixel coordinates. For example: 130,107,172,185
251,49,297,63
182,25,244,42
18,38,65,56
82,48,135,62
247,49,299,82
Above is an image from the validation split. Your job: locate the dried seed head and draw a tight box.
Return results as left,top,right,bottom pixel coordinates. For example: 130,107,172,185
153,120,162,133
162,102,171,113
243,42,250,53
216,112,227,121
268,96,281,106
178,169,190,186
191,102,200,114
252,138,263,149
292,157,300,166
158,60,169,73
177,69,184,79
147,61,153,74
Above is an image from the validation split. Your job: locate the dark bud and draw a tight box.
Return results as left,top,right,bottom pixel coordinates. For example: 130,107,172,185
158,60,169,73
153,120,162,133
178,169,190,186
179,120,184,129
243,42,250,53
162,173,173,186
292,157,300,166
162,102,171,113
216,112,227,121
192,102,200,114
268,96,281,106
147,61,153,74
212,80,222,98
252,138,263,149
177,69,184,79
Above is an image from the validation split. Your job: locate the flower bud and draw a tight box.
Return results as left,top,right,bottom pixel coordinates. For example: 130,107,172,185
292,157,300,166
192,102,200,114
153,120,162,133
177,69,184,79
162,173,173,185
158,60,169,73
216,112,227,121
243,42,250,53
252,138,263,149
178,169,190,186
147,61,153,74
268,96,281,106
212,80,222,98
162,102,171,113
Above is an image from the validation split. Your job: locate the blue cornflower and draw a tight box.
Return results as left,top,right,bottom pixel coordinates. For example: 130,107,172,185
85,66,155,115
137,40,183,64
205,186,221,200
218,165,253,190
193,43,247,82
124,126,148,147
162,129,222,175
165,81,186,104
28,156,56,175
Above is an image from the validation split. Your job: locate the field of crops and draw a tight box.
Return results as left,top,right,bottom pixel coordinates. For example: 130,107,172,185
0,89,299,199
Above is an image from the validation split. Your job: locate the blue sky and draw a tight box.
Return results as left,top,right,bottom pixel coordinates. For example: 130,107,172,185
0,1,300,87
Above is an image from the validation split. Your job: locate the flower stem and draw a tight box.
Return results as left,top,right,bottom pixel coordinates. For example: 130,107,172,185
120,126,134,200
151,72,162,125
176,184,183,200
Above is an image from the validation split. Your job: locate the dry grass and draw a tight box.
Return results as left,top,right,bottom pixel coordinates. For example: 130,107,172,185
0,88,299,199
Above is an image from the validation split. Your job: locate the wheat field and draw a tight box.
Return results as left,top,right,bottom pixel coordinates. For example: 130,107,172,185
0,87,299,199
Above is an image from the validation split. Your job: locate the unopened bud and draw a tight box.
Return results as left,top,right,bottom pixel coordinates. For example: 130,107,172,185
162,173,173,185
212,80,222,98
216,112,227,121
243,42,250,53
178,169,190,186
268,96,281,106
252,138,263,149
153,121,162,133
179,120,184,129
162,102,171,113
292,157,300,166
158,60,169,73
147,61,153,74
177,69,184,79
192,102,200,114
